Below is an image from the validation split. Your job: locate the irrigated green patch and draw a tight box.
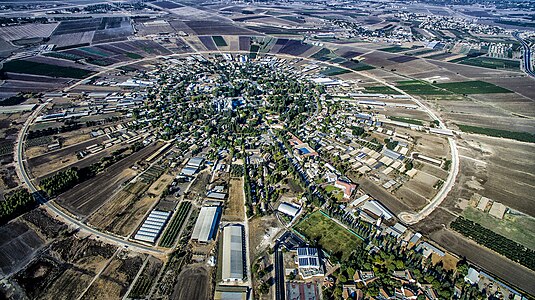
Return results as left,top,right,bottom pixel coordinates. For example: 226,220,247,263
435,80,512,94
457,124,535,143
363,85,401,95
294,210,362,260
126,52,143,59
459,57,519,70
320,66,351,76
212,36,228,47
389,116,424,126
396,80,449,95
1,60,94,79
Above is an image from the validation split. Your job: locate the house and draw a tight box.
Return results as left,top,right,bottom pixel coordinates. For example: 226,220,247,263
354,270,376,286
334,179,356,199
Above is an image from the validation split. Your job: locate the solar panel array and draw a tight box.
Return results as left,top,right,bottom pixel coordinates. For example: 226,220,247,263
134,210,171,244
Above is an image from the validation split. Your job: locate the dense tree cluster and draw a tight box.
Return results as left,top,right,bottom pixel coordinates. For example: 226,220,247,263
0,188,36,224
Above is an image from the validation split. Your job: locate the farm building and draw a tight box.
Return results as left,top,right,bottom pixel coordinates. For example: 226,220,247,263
296,247,324,279
134,210,172,244
221,225,245,282
277,202,301,217
181,166,198,176
187,157,204,168
191,206,222,243
359,200,395,223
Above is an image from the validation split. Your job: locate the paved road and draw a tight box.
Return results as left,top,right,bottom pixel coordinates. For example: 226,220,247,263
274,244,285,300
513,32,535,78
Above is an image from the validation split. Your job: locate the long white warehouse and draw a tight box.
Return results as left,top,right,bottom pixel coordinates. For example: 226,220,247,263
221,225,245,282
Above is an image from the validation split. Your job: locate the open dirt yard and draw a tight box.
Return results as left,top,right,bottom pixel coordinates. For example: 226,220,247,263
172,266,211,300
147,173,173,196
412,132,450,159
223,177,245,222
249,215,283,259
55,143,160,217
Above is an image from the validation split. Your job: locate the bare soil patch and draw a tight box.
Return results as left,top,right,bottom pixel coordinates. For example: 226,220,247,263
223,177,245,222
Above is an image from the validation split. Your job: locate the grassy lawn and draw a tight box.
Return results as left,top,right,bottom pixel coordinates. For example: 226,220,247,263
1,60,94,79
325,185,343,201
463,207,535,251
294,210,361,260
457,124,535,143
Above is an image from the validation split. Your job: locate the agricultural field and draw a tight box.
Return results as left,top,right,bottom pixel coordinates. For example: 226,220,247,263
127,256,163,299
0,221,45,276
1,60,94,79
172,266,211,300
147,173,173,196
458,56,520,70
0,23,58,41
294,210,361,260
457,124,535,143
212,36,228,47
159,201,192,248
463,207,535,251
55,143,161,217
81,251,144,299
86,181,154,236
223,178,245,222
389,116,424,125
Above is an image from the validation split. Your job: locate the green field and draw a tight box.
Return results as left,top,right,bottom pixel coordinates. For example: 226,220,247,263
1,60,94,79
320,66,351,76
459,57,520,70
310,48,333,61
43,52,84,61
389,116,424,126
457,124,535,143
379,46,411,53
294,210,362,260
463,207,535,251
126,52,143,59
396,80,450,95
364,85,402,95
159,201,192,248
212,36,228,47
249,44,260,59
435,80,512,94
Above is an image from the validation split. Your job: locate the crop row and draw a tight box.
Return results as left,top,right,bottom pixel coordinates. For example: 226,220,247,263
158,201,192,248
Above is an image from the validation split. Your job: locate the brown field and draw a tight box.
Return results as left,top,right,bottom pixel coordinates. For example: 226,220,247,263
56,143,160,217
223,177,245,221
395,170,439,209
40,268,94,300
82,252,144,300
147,173,173,196
412,132,450,159
172,266,211,300
357,177,411,214
249,214,282,259
454,135,535,216
87,181,156,236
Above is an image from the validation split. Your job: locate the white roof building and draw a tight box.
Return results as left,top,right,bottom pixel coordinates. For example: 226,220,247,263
221,225,245,282
191,206,221,243
277,202,301,217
